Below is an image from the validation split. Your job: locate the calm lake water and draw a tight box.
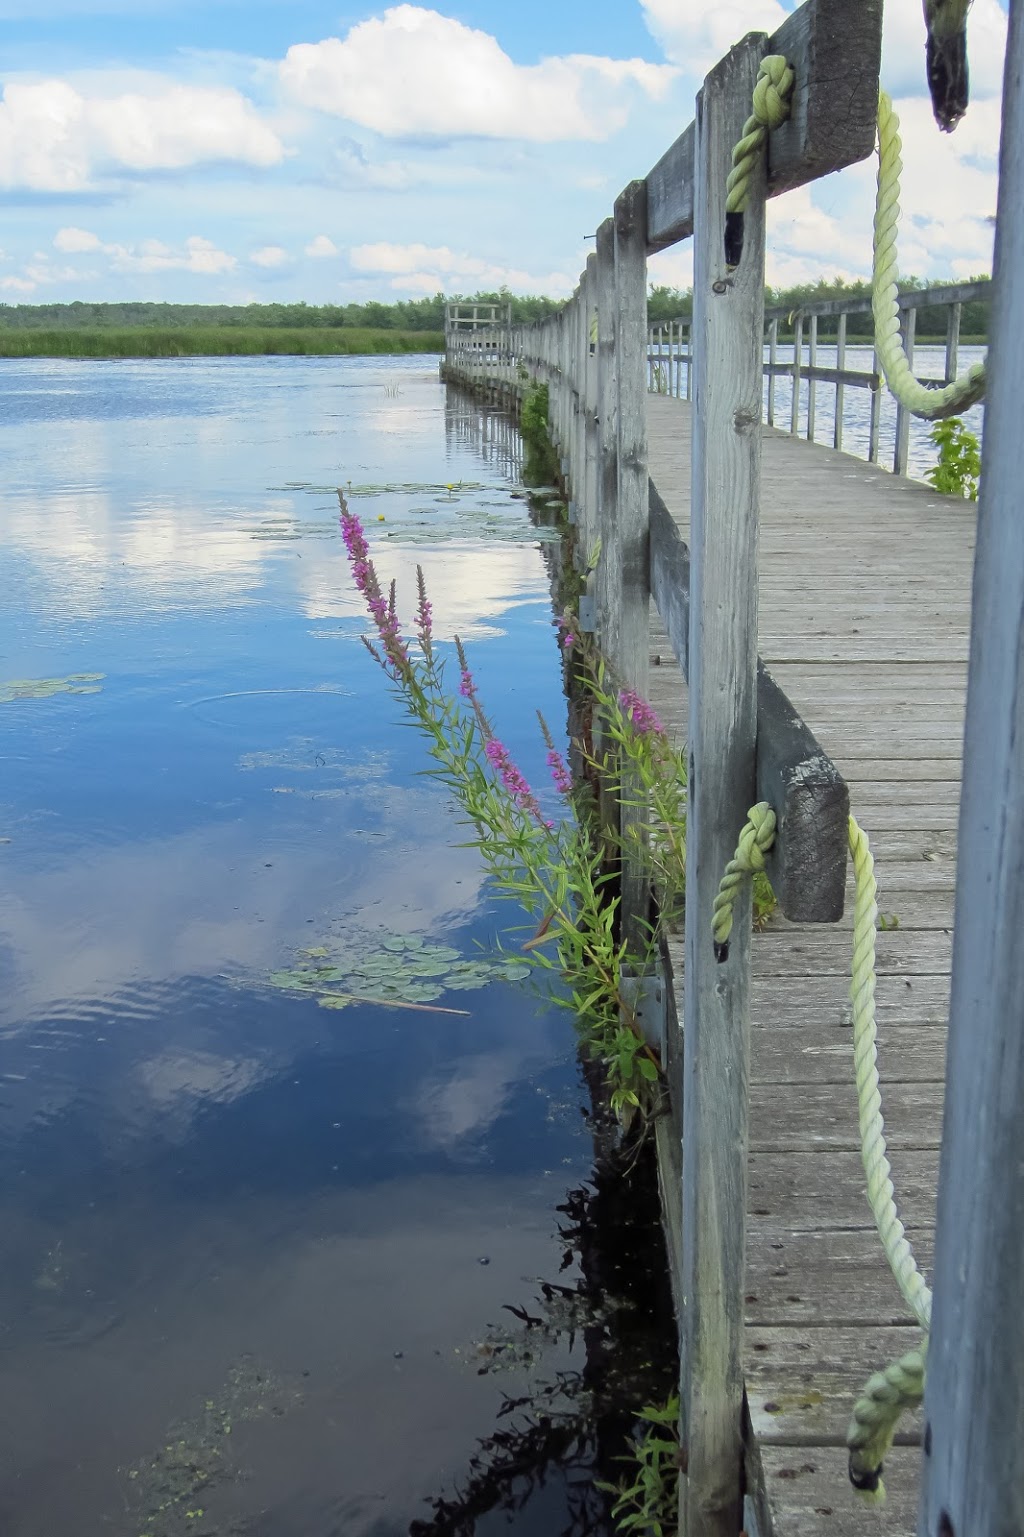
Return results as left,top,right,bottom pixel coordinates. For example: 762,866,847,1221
0,356,672,1537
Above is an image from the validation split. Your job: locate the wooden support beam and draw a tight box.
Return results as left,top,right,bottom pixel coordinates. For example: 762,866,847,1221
919,5,1024,1533
681,34,766,1537
645,0,883,253
613,179,652,942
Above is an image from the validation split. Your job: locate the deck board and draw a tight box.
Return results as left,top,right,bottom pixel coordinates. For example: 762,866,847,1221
645,397,968,1535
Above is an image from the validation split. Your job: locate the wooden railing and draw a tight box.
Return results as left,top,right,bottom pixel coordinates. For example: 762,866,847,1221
647,277,991,475
441,1,1024,1532
443,5,883,1533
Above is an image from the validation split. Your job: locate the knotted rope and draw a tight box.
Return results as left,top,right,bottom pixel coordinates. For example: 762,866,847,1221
873,89,987,418
845,812,933,1502
711,801,776,962
725,55,795,267
714,808,933,1503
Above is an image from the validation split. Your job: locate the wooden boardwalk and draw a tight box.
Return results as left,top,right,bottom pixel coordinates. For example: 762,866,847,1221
645,394,972,1534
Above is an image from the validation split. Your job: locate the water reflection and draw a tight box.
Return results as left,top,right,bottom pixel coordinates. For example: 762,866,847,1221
0,356,634,1535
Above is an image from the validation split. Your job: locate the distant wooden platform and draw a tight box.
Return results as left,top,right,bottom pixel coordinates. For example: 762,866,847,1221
645,396,973,1536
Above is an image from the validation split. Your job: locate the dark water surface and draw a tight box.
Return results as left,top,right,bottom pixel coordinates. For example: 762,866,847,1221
0,358,670,1536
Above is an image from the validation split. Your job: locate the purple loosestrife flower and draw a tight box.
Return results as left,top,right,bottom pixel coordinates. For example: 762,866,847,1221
618,688,664,737
484,738,546,825
546,747,573,798
415,566,433,658
339,496,410,673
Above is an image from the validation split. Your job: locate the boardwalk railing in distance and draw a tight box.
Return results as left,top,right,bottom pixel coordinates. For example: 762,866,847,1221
648,278,991,476
445,5,882,1534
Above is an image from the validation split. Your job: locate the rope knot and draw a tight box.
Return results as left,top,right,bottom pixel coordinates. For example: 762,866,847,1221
751,55,795,130
711,802,777,959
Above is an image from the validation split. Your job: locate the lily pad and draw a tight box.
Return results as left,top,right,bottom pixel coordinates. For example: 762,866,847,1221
1,672,106,703
265,930,536,1014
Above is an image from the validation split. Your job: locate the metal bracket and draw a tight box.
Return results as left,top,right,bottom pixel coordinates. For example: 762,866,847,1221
578,594,596,634
567,500,577,525
620,962,667,1061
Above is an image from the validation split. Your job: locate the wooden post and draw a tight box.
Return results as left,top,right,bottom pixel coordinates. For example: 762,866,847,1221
767,317,778,426
807,313,817,441
613,180,651,944
868,343,882,463
834,311,847,450
682,33,766,1537
893,307,915,475
919,5,1024,1532
595,218,617,646
944,300,962,385
583,253,600,568
790,313,803,435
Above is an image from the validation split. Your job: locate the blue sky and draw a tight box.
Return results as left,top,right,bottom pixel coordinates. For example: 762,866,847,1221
0,0,1009,307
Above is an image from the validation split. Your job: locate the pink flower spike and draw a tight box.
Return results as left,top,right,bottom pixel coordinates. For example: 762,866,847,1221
618,687,664,737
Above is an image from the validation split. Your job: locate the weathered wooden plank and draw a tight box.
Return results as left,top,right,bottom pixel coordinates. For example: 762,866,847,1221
922,10,1024,1533
750,1026,948,1085
748,1149,938,1232
612,179,652,942
749,1083,945,1152
644,0,884,252
680,37,766,1537
749,929,952,978
747,1324,924,1443
757,1445,922,1537
746,1227,936,1328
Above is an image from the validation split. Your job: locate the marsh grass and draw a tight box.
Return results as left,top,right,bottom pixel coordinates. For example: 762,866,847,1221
0,326,444,359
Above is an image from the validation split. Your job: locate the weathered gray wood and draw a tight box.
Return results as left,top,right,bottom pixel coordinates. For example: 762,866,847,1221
920,9,1024,1534
645,0,883,253
893,308,915,475
648,490,848,921
833,314,847,451
764,278,990,323
613,180,652,942
680,36,767,1537
758,1445,922,1537
646,121,696,251
594,218,616,652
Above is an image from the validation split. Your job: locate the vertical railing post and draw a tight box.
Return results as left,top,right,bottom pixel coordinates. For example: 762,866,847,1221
919,6,1024,1532
583,253,600,572
767,316,778,426
868,341,882,463
790,312,803,435
944,300,962,384
834,311,847,451
594,219,617,639
807,313,818,441
612,180,651,944
682,33,766,1537
893,306,915,474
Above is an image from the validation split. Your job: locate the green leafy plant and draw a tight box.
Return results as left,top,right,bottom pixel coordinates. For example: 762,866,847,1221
340,495,672,1119
338,498,774,1119
926,417,981,500
598,1394,681,1536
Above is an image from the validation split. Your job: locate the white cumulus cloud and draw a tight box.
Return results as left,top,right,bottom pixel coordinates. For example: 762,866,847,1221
47,228,236,277
53,226,103,253
305,235,338,258
280,4,675,141
250,245,290,268
0,77,285,191
350,240,578,295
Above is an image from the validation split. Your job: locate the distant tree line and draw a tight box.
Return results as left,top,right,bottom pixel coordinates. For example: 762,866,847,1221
0,291,561,334
0,276,989,341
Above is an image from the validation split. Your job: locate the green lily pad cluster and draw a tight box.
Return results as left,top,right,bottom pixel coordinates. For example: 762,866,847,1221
268,933,531,1012
0,672,104,703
